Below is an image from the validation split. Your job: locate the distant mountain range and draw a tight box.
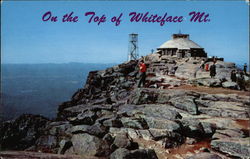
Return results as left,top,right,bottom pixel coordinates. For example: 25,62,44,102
1,63,116,121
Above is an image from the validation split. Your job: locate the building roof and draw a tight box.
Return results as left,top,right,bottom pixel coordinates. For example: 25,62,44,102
158,34,203,50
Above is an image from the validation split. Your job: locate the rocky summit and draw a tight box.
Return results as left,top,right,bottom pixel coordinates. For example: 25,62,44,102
1,54,250,159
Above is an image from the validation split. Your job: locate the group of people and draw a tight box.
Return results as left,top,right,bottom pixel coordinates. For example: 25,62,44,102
199,59,217,78
231,70,246,90
137,57,248,90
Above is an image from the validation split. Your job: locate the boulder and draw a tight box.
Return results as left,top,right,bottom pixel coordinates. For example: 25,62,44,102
175,63,197,79
129,88,158,105
103,118,123,128
198,101,249,118
137,130,153,140
68,110,97,125
222,81,238,89
127,149,158,159
200,122,216,137
212,129,246,139
145,53,161,63
170,96,198,115
70,133,109,156
211,137,250,159
180,119,205,138
110,148,130,159
120,117,147,129
118,104,182,120
112,133,133,149
70,125,89,134
144,117,180,132
35,135,57,152
48,121,72,136
58,139,73,154
189,78,221,87
185,152,222,159
86,123,107,137
102,133,114,145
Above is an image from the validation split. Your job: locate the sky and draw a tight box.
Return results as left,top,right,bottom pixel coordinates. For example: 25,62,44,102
1,1,249,65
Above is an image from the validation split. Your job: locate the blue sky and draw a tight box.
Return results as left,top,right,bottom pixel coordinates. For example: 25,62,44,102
1,1,249,65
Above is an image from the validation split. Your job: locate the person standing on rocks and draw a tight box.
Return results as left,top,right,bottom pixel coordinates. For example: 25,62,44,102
210,62,216,78
237,71,246,91
138,59,147,88
231,70,237,82
243,63,247,75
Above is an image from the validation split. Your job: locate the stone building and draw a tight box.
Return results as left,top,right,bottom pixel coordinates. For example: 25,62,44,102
157,33,207,58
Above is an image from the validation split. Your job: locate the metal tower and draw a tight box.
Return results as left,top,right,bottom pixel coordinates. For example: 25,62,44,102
128,33,139,61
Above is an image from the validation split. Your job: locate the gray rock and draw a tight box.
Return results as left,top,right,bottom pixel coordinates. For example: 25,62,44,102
86,123,107,137
111,147,158,159
58,139,73,154
141,105,182,120
69,110,97,125
145,53,161,63
121,81,135,89
199,101,249,118
109,127,128,136
157,137,182,148
127,128,141,139
212,129,246,139
144,117,180,132
118,104,182,120
48,121,72,136
70,133,109,156
128,149,158,159
201,122,216,137
103,118,123,128
149,129,184,143
211,137,250,159
195,99,214,107
102,133,114,144
181,119,205,138
175,63,197,79
70,125,89,134
137,130,153,140
170,96,198,115
129,89,159,105
222,81,238,89
112,133,132,149
110,148,130,159
120,117,147,129
185,152,222,159
0,114,50,150
35,135,57,150
189,78,221,87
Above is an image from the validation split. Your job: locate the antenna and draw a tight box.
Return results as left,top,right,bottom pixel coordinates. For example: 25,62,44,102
128,33,139,61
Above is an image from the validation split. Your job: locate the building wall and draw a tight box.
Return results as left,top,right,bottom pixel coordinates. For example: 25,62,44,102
158,48,207,58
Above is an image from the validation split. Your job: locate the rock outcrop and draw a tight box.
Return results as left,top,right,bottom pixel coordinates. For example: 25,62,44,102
1,54,249,159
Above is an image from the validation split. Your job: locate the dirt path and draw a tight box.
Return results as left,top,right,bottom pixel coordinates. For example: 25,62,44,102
173,85,250,96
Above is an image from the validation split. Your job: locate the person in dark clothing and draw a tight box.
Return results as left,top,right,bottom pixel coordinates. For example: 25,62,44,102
138,60,147,88
231,70,237,82
210,62,216,78
243,63,247,75
237,71,246,91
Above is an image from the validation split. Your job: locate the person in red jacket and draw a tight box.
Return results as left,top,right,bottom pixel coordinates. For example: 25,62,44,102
138,59,147,88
